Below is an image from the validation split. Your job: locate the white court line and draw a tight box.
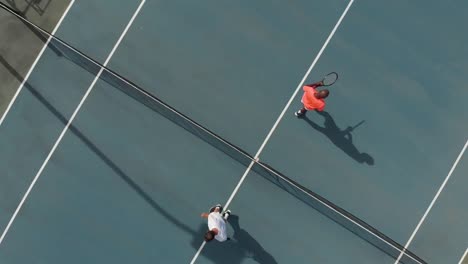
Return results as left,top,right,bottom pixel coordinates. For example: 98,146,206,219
459,248,468,264
189,0,355,263
0,0,76,126
0,0,146,245
394,139,468,264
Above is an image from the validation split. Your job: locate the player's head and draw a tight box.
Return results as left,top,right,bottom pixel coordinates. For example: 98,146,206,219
316,89,329,99
204,230,215,242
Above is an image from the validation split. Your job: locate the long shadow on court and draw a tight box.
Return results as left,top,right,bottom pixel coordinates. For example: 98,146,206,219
302,111,374,165
0,54,199,237
1,55,276,263
2,51,202,232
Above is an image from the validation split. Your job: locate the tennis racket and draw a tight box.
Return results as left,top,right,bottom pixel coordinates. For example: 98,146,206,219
320,72,338,86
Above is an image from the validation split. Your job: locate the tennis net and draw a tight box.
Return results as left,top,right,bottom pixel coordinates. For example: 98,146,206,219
1,4,426,264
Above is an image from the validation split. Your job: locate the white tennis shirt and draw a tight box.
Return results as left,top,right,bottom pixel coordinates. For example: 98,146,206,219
207,212,227,242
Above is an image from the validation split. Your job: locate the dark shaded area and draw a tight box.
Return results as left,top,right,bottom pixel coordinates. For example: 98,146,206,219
303,111,374,165
3,0,51,16
0,2,62,55
2,0,31,16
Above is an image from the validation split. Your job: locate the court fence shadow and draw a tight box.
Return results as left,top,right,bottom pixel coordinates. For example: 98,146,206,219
3,0,51,16
302,111,374,165
192,215,278,264
0,2,62,55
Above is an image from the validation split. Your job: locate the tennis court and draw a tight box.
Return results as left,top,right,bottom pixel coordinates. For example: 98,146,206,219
0,0,467,263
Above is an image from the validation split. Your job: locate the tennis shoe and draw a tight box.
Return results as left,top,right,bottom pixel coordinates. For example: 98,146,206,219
222,210,231,220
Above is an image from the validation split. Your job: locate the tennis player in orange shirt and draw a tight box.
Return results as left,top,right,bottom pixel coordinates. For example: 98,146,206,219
295,81,329,117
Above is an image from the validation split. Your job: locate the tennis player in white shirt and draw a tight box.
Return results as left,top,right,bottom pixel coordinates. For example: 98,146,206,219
201,204,232,242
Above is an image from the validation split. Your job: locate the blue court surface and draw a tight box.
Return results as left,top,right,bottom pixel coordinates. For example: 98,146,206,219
0,0,467,263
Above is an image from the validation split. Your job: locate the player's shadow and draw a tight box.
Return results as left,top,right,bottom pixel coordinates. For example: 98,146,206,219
192,215,277,264
303,111,374,165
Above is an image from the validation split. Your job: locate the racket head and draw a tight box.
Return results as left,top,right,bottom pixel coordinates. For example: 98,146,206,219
321,72,338,86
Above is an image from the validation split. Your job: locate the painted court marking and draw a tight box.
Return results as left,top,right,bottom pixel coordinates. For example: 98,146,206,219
394,139,468,264
0,0,146,245
0,0,76,126
189,0,355,263
459,248,468,264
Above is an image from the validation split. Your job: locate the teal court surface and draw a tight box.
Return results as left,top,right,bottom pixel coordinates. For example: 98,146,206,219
0,0,467,263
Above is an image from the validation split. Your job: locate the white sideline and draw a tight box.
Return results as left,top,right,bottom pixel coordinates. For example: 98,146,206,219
394,140,468,263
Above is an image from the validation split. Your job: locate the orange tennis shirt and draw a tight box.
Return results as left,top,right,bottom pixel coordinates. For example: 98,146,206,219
302,84,325,111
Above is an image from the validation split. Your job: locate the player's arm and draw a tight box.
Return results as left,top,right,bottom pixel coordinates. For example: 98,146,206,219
305,81,324,87
201,213,209,218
